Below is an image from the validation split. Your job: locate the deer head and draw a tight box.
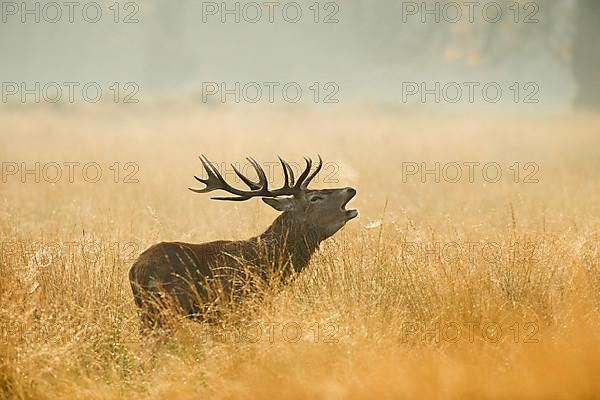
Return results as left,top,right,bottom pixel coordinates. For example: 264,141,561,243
189,155,358,242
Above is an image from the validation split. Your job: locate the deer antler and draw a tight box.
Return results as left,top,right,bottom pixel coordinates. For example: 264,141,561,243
189,155,323,201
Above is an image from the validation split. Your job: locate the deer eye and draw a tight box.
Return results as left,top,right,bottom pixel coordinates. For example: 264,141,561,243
310,196,323,203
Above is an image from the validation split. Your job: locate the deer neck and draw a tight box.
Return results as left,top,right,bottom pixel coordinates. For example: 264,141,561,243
256,212,320,273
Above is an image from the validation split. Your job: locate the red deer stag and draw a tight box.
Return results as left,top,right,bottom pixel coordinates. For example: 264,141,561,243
129,155,357,332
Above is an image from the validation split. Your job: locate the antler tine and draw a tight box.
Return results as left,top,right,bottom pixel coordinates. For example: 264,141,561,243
277,156,291,188
247,157,269,191
231,164,261,190
277,156,295,188
280,156,295,187
210,194,252,201
202,155,243,194
189,155,318,201
188,155,221,193
267,156,302,197
294,157,313,189
301,154,323,189
202,155,225,181
188,155,256,200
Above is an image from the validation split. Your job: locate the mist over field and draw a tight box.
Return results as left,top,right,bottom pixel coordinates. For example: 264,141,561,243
1,1,599,399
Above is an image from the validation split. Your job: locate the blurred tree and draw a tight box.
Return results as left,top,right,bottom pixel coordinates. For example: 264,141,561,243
351,0,599,110
572,0,600,109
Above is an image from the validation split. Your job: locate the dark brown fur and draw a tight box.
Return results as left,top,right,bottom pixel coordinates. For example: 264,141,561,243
129,187,357,332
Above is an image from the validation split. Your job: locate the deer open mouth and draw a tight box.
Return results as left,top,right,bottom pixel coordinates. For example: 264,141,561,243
341,190,358,220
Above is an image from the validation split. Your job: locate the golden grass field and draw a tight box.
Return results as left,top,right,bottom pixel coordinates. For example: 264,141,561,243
1,105,599,399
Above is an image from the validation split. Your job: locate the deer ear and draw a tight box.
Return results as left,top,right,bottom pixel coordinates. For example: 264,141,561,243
262,197,295,212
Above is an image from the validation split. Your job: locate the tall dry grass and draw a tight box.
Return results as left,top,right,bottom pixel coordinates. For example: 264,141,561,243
1,105,599,399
